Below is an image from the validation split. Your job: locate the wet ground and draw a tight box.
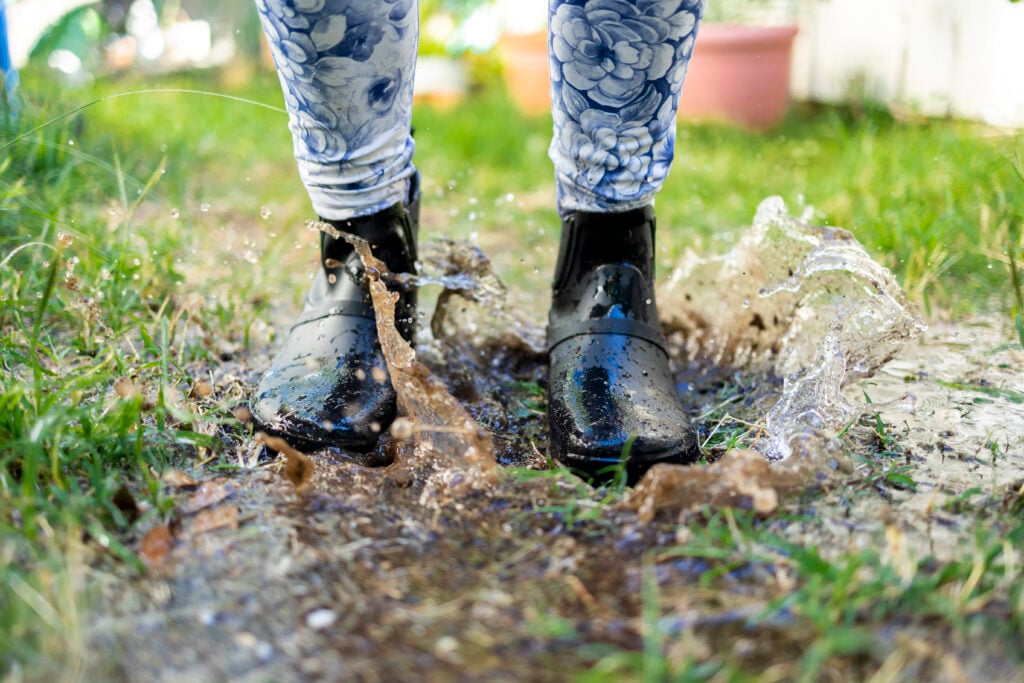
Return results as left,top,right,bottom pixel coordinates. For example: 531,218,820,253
81,202,1024,681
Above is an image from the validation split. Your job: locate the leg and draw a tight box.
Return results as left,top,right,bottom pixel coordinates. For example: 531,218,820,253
545,0,704,480
256,0,419,219
253,0,420,451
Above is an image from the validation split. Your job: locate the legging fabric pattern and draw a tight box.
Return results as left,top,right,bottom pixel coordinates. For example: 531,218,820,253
548,0,703,213
255,0,703,219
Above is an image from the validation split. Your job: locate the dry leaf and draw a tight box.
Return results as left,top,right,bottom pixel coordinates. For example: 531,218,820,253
258,433,314,491
140,525,173,570
191,505,240,535
189,378,214,399
161,469,197,488
182,478,235,514
113,377,139,398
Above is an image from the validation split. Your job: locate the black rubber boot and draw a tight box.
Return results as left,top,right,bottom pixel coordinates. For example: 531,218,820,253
546,206,699,482
253,184,419,452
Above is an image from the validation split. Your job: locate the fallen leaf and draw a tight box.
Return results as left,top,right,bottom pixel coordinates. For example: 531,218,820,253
189,378,214,398
113,377,139,398
182,478,235,514
258,433,314,491
161,469,197,488
140,525,173,570
191,505,239,535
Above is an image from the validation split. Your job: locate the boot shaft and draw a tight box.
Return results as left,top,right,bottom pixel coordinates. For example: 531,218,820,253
550,206,659,329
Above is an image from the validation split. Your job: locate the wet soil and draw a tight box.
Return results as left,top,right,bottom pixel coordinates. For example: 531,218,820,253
81,203,1024,681
83,315,1023,682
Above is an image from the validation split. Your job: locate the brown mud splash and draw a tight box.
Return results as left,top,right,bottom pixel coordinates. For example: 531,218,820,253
321,199,927,519
315,222,498,494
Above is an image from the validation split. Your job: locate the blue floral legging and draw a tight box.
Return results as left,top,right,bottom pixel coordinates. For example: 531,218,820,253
255,0,704,220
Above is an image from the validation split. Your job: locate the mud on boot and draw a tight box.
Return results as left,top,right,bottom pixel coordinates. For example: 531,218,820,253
546,206,700,483
253,186,419,452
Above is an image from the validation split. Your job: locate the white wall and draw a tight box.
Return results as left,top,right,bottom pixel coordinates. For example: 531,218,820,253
791,0,1024,127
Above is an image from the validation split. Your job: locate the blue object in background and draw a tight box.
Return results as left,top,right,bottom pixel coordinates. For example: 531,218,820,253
0,0,18,114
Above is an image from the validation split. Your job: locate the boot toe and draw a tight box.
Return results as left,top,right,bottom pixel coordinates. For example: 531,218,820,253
253,315,396,451
548,334,699,480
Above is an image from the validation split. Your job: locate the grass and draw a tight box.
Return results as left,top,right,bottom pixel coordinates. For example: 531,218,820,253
1,61,1023,679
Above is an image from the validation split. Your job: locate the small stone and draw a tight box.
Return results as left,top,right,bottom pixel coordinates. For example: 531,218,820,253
306,609,337,630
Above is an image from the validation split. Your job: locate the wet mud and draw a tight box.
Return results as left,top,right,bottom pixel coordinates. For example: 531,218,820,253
83,201,1024,681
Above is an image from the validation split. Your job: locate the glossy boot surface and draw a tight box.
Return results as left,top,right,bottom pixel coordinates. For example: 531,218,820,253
253,193,418,452
547,206,699,482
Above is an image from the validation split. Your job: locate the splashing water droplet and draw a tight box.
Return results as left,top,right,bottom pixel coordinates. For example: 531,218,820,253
170,208,180,218
200,203,210,212
56,232,74,248
327,273,338,284
260,206,272,219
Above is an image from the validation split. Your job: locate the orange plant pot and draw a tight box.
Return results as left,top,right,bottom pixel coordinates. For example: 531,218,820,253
498,30,551,116
678,24,799,130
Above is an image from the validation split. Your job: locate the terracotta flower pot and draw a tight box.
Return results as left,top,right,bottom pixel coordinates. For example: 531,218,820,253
679,24,799,130
498,30,550,116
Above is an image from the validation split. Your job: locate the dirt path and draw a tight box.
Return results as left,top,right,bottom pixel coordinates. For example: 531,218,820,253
80,313,1024,682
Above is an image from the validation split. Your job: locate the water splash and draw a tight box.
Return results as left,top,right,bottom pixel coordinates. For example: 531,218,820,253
625,197,925,517
308,198,925,514
311,221,498,493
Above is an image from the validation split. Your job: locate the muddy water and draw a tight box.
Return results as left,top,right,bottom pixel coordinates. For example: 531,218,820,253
83,201,1024,680
331,198,928,515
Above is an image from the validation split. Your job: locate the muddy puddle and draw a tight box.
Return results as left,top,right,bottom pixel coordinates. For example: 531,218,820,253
82,199,1024,681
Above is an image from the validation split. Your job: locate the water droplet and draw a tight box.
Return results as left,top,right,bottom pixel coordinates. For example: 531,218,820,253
645,298,652,305
504,192,515,203
200,202,210,212
68,139,75,146
327,273,338,284
56,232,74,248
170,208,180,218
532,267,539,274
260,206,272,219
520,257,527,264
390,417,414,440
742,299,750,308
